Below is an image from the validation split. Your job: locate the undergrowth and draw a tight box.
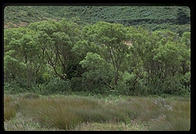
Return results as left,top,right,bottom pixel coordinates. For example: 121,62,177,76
4,94,190,131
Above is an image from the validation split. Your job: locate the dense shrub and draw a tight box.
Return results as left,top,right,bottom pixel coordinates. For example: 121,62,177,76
4,19,190,96
70,77,83,92
4,82,26,94
43,78,71,94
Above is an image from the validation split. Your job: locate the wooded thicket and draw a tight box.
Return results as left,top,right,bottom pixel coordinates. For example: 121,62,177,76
4,18,190,95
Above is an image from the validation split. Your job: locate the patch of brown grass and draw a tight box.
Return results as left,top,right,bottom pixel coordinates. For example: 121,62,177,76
4,96,17,121
73,122,147,131
148,100,190,131
4,94,190,131
18,96,135,130
117,97,163,121
110,96,190,131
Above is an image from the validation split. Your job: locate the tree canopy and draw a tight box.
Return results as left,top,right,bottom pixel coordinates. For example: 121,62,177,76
4,19,191,96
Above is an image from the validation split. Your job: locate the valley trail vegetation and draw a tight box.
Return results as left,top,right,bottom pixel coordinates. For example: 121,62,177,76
4,5,190,131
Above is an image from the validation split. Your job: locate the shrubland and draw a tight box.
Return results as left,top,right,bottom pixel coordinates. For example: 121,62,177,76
4,6,190,35
4,6,191,131
4,19,190,96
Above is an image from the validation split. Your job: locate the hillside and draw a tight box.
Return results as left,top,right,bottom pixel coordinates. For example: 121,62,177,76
4,6,190,32
4,6,191,131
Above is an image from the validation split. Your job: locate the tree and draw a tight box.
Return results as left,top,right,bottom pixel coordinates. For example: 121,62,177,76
79,52,113,92
177,8,190,25
4,27,44,88
30,19,81,80
152,40,190,94
83,22,131,85
4,19,190,95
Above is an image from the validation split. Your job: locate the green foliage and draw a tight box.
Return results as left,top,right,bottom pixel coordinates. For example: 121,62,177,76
5,6,190,33
181,32,190,47
70,77,83,91
4,82,26,94
80,52,113,93
4,18,190,96
43,78,71,94
150,41,190,95
114,71,137,95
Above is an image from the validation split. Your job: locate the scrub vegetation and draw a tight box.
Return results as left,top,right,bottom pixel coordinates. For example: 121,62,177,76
4,6,191,131
4,94,190,131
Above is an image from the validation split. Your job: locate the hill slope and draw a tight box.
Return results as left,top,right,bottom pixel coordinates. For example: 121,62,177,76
4,6,190,32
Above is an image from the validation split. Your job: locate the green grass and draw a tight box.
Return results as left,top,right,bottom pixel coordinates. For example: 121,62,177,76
4,93,190,131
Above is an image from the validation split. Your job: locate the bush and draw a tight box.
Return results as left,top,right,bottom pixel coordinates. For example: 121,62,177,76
114,72,136,95
43,77,71,94
178,72,190,95
160,74,190,96
4,81,26,94
22,93,40,99
70,77,83,91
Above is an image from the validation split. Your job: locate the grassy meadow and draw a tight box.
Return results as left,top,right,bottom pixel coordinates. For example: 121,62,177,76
4,93,190,131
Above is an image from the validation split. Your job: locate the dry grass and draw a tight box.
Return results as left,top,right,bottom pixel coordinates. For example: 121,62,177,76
148,100,190,131
98,96,191,131
105,97,163,121
4,96,17,121
16,96,135,130
4,112,64,131
73,122,147,131
4,94,190,131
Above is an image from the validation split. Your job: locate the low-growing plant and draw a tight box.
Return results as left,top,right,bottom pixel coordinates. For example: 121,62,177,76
4,82,26,94
43,78,71,94
4,96,17,121
4,94,190,131
22,93,40,99
18,96,137,130
148,99,190,131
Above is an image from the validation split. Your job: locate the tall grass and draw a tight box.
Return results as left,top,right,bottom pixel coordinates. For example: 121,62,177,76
148,100,190,131
101,96,190,131
18,96,135,130
4,94,190,131
4,96,17,121
73,122,147,131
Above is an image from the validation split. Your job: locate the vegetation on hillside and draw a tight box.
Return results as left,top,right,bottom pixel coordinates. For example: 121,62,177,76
4,18,190,96
4,6,191,131
4,6,190,35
